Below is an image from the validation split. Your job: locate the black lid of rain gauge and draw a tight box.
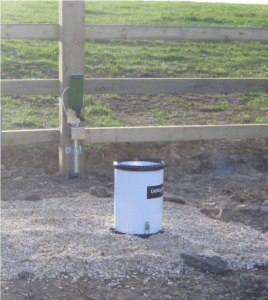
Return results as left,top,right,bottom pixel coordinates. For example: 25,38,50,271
113,158,165,172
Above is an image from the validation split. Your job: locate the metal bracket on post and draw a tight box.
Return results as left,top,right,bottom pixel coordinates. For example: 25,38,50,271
65,146,82,155
64,125,85,179
70,125,85,140
66,126,83,157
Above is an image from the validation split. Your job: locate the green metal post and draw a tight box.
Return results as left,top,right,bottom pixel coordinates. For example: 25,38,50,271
69,74,84,110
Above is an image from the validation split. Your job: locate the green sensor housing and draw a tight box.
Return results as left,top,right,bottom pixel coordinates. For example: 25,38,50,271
69,74,84,110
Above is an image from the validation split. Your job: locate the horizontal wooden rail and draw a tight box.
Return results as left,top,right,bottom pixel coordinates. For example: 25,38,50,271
84,78,268,95
1,23,59,40
2,78,268,96
2,129,59,147
2,124,268,147
1,24,268,41
85,25,268,41
1,79,59,96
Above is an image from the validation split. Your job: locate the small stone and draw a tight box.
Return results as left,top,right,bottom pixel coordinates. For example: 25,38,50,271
89,185,113,198
200,147,205,151
107,181,114,188
180,253,229,275
221,189,233,195
245,205,263,212
202,202,216,207
229,155,241,164
1,164,6,171
12,176,23,181
200,206,222,219
164,194,186,205
170,148,181,162
166,176,175,182
230,194,245,203
54,172,60,177
263,200,268,206
9,166,19,172
24,194,41,201
27,291,35,299
244,186,253,194
58,286,63,290
18,271,30,279
249,177,259,181
241,117,251,123
1,170,13,178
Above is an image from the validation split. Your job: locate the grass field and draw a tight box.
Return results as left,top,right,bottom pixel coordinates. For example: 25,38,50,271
1,1,268,142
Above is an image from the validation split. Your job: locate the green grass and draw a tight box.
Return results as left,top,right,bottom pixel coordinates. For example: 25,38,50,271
1,1,268,132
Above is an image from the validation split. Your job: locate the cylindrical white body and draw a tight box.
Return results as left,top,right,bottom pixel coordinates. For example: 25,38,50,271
113,158,165,235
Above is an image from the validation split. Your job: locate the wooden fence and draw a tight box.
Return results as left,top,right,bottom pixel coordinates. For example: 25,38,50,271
1,1,268,176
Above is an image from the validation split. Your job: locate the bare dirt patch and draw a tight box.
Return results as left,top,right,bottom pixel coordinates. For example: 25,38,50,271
2,138,268,300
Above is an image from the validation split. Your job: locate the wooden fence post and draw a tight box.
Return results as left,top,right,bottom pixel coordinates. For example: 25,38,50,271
0,108,2,188
59,0,85,177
